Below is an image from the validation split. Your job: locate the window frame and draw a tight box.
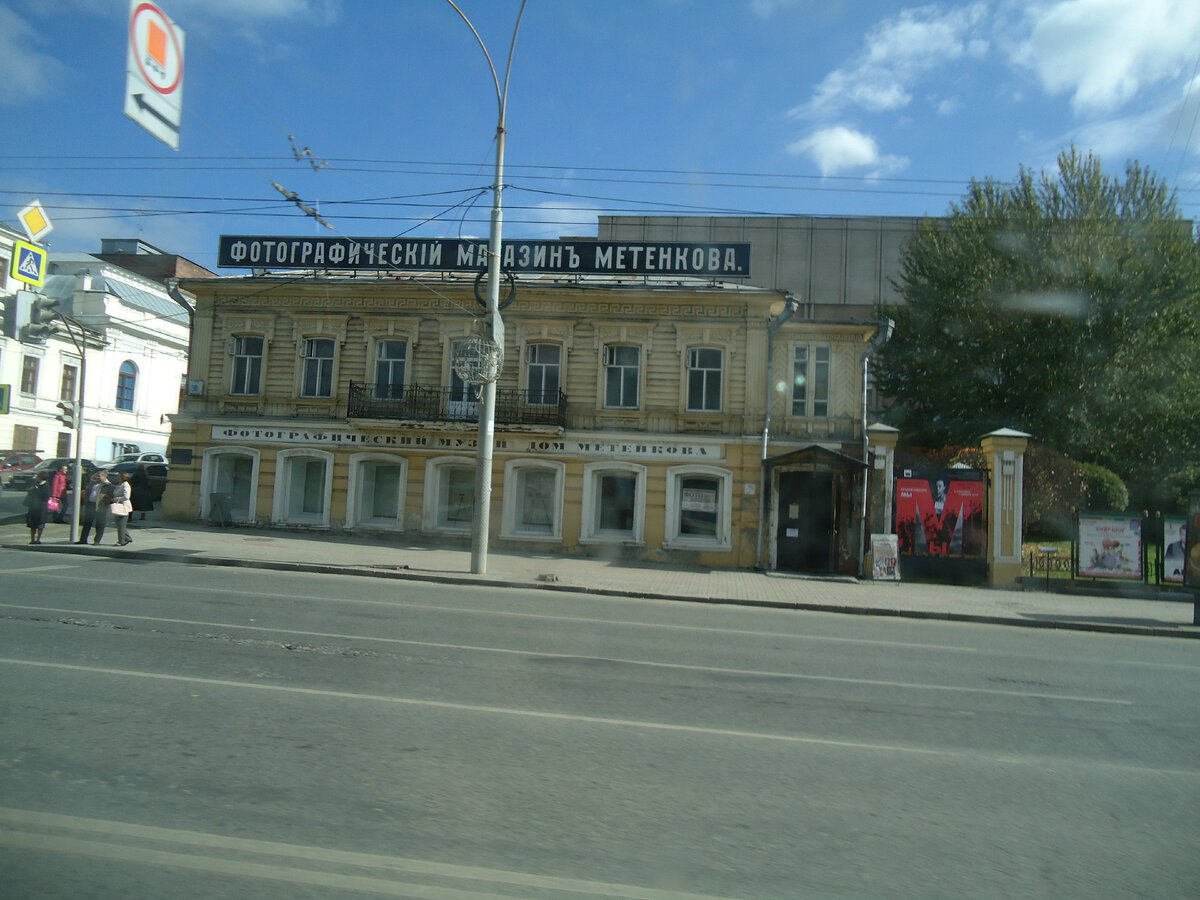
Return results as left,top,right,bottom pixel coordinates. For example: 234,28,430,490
580,461,646,545
602,344,641,410
663,464,733,550
20,355,39,395
685,346,723,413
372,338,408,400
791,344,831,419
271,448,334,527
199,446,261,523
523,342,562,407
116,360,138,411
299,337,336,399
229,334,265,396
422,456,477,534
501,458,565,541
346,452,408,531
60,362,79,403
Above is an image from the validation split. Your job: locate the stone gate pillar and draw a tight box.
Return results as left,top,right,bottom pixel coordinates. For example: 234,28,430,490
866,423,899,536
981,428,1031,587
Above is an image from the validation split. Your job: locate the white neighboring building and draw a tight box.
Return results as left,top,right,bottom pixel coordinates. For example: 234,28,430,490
0,231,196,463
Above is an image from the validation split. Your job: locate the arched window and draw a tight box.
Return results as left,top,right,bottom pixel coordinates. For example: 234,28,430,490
116,361,137,411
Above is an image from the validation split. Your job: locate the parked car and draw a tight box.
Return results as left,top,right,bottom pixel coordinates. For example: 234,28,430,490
0,451,42,485
107,460,169,501
104,452,167,467
7,457,100,492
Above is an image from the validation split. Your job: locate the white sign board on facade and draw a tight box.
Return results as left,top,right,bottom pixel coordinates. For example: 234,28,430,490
124,1,184,150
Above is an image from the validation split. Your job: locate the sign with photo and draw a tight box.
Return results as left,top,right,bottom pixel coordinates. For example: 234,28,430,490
1077,515,1142,580
1162,516,1187,584
895,469,985,558
1187,492,1200,590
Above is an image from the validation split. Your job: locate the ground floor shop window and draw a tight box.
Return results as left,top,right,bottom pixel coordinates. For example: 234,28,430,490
501,459,564,540
273,449,333,527
664,465,732,550
347,453,407,529
201,447,260,523
580,462,646,544
423,457,476,533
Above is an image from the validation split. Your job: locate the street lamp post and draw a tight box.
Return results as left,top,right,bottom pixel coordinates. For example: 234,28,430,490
54,315,88,544
447,0,527,575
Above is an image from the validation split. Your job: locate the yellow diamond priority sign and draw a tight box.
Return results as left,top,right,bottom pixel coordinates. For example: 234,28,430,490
17,200,52,243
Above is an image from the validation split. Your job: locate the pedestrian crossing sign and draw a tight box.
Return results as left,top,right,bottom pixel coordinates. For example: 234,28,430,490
10,240,47,287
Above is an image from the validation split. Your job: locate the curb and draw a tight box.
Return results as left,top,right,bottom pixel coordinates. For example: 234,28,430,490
8,542,1199,640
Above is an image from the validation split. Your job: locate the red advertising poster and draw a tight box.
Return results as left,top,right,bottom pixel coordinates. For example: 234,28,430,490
895,469,985,558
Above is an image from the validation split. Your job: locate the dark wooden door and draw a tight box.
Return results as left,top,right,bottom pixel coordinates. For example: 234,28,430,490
775,471,836,572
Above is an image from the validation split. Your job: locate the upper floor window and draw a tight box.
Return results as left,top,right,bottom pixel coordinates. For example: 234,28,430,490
686,347,723,412
603,344,640,409
792,345,830,418
374,340,407,399
230,336,264,395
301,338,335,398
20,356,39,395
116,361,137,411
60,363,78,402
525,343,561,406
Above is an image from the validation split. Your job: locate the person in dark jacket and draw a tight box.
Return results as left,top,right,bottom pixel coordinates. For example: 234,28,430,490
131,464,154,521
24,471,51,544
76,470,108,544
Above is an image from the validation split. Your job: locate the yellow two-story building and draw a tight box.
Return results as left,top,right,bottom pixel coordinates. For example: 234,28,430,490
164,237,885,574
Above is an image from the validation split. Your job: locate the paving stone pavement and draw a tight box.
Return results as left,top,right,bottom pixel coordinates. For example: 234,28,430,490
2,512,1197,638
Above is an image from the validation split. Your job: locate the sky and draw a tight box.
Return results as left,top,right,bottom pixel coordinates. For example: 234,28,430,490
3,0,1200,273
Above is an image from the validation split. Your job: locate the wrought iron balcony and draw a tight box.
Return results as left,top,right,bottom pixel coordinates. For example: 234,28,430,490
348,382,566,427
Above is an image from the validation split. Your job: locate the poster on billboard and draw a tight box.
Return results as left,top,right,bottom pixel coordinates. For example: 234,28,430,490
1077,515,1143,580
871,533,900,581
895,469,985,558
1186,492,1200,590
1162,517,1187,584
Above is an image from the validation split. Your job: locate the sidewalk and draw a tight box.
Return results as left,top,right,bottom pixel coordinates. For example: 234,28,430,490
2,511,1197,638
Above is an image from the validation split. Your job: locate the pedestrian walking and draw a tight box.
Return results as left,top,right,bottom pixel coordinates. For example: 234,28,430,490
131,464,154,522
76,470,108,544
50,465,68,524
24,471,51,544
110,472,134,546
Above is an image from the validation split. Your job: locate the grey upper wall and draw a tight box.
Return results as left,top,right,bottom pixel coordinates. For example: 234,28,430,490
598,215,924,323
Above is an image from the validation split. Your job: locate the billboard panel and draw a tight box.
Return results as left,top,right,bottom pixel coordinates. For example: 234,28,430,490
1078,515,1142,580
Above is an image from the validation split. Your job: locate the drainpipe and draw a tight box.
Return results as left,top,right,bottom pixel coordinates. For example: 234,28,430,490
756,293,802,569
857,317,895,576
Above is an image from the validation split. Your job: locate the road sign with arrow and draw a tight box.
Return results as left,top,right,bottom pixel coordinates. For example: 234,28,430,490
123,1,184,150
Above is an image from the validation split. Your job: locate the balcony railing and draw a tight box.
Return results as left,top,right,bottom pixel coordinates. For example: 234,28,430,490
348,382,566,427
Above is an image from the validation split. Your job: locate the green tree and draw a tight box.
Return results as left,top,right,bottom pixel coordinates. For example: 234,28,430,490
874,148,1200,505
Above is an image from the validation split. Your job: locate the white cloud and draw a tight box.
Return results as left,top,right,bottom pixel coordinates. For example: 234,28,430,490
0,5,70,106
794,3,989,118
787,125,908,177
1014,0,1200,113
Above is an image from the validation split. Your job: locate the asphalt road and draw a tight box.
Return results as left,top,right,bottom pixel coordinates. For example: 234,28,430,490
1,550,1197,899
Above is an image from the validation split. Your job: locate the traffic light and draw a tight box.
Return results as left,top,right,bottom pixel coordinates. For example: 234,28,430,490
23,294,60,341
56,400,79,429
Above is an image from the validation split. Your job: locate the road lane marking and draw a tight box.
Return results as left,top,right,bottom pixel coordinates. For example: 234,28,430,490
0,657,1171,774
0,565,81,574
0,808,732,900
0,604,1118,704
0,574,980,653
